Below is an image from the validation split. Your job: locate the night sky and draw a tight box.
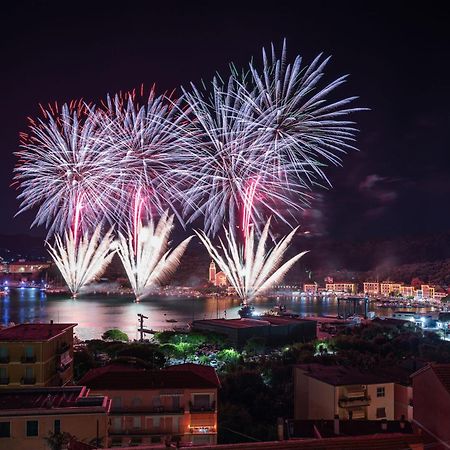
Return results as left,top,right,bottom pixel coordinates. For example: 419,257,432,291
1,1,449,241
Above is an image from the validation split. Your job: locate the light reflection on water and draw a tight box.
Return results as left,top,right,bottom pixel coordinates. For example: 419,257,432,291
0,288,432,340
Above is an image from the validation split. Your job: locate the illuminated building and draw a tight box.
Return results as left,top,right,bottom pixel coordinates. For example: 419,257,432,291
0,323,75,388
363,282,380,295
380,282,403,296
79,363,220,447
325,283,356,294
303,284,318,294
400,285,415,297
208,261,229,287
416,284,435,300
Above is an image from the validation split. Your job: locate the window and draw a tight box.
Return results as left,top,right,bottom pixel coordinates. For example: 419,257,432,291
152,396,161,407
0,347,8,362
0,422,10,438
192,394,210,409
172,395,180,410
112,417,121,431
132,416,141,429
0,367,7,382
26,420,39,437
131,397,142,407
376,387,385,398
54,420,60,434
376,407,386,419
153,417,160,429
112,397,122,408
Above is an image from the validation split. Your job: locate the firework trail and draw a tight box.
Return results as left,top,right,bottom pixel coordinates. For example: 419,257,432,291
46,225,116,297
115,212,192,301
196,219,307,303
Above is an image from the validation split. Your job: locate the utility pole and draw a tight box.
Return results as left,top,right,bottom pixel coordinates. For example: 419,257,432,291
137,314,148,342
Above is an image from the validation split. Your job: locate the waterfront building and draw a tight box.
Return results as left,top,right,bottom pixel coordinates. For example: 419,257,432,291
294,364,396,421
79,363,220,447
193,316,317,348
325,282,356,294
434,290,448,301
0,322,76,388
380,282,403,296
0,386,110,450
411,363,450,448
400,285,415,297
208,261,229,287
416,284,435,300
303,283,318,294
363,282,380,296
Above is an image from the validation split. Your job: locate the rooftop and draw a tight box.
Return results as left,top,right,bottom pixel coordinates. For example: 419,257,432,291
0,322,77,341
79,363,220,390
412,363,450,395
296,364,395,386
0,386,109,413
193,316,313,329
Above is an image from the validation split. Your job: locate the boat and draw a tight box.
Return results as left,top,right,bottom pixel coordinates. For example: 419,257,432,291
165,318,178,323
238,304,255,318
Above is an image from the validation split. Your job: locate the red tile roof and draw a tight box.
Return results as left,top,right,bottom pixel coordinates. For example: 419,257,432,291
296,363,395,386
0,323,77,341
412,363,450,395
79,363,220,390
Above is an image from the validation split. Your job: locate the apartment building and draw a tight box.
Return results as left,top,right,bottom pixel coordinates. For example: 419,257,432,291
400,285,415,297
325,283,357,294
303,284,318,295
294,364,395,421
416,284,435,300
79,363,220,447
0,322,76,388
363,282,380,296
0,386,110,450
380,282,403,296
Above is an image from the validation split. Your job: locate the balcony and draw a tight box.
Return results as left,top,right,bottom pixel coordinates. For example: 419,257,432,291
189,401,216,412
21,355,37,363
339,396,371,408
0,377,9,385
57,360,72,373
21,376,36,385
110,406,185,415
0,356,9,364
57,343,71,355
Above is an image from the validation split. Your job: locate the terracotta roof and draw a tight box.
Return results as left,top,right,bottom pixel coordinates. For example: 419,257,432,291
0,323,77,341
296,364,394,386
79,363,220,390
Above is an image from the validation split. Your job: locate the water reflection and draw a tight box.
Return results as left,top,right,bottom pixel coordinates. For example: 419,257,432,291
0,288,431,341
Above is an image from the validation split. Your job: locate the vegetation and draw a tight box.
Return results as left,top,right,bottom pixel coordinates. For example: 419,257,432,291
101,329,129,341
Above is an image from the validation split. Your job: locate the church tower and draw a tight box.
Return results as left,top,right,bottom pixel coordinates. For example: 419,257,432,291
209,261,216,284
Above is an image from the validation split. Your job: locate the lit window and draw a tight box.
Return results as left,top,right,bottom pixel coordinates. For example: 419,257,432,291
376,387,385,398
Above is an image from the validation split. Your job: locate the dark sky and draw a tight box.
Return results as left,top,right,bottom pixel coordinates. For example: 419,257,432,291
1,1,449,240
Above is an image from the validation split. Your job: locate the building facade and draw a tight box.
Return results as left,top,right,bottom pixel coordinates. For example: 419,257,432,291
380,282,403,296
294,364,395,421
325,283,357,294
0,323,76,388
208,261,229,287
303,284,318,295
363,282,380,296
79,363,220,447
0,386,110,450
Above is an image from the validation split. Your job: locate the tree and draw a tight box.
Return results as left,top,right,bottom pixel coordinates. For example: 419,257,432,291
44,431,71,450
101,329,129,342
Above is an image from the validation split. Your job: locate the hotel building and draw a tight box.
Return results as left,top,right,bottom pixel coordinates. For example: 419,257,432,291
363,282,380,296
325,283,357,294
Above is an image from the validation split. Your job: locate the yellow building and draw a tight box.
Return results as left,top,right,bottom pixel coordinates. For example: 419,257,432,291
380,282,402,296
0,386,110,450
325,283,356,294
400,286,415,297
80,363,220,447
363,282,380,296
419,284,435,300
294,364,395,421
0,322,76,388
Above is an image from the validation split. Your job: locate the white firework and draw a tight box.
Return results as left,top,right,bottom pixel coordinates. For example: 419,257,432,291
116,212,192,301
46,225,116,297
196,219,307,303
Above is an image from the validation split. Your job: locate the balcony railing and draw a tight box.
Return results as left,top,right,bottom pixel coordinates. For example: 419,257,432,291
21,355,37,363
0,356,9,363
189,401,216,412
111,406,185,415
0,377,9,385
21,376,36,385
339,396,370,408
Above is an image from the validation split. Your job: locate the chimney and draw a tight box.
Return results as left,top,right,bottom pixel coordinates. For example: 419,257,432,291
334,414,340,435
